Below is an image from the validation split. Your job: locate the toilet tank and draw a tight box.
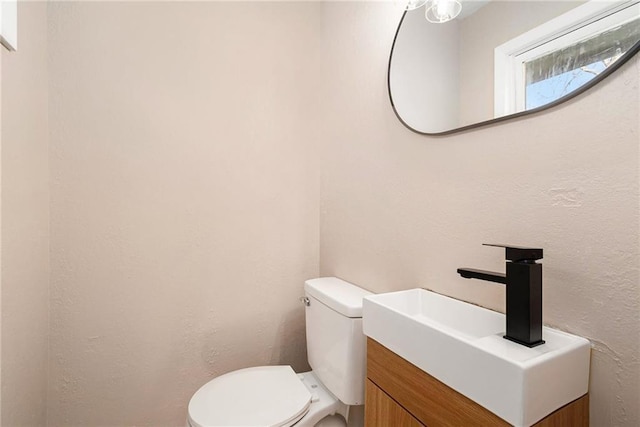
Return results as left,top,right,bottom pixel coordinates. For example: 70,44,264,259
304,277,372,405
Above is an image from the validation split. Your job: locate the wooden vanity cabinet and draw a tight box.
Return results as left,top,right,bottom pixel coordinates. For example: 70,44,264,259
364,338,589,427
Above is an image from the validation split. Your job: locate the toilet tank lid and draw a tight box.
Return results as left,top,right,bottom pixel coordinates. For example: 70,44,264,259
304,277,372,318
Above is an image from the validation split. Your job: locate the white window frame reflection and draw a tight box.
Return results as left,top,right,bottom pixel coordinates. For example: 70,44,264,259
494,0,639,117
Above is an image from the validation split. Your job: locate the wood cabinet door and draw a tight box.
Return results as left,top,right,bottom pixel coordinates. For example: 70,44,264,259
365,379,424,427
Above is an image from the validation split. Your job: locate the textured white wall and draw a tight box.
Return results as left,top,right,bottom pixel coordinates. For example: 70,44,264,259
320,2,639,426
1,2,49,426
48,2,320,425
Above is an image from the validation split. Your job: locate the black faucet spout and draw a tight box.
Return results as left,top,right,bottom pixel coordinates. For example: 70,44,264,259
457,268,506,284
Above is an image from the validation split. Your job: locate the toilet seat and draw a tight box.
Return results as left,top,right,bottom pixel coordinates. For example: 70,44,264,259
188,366,312,427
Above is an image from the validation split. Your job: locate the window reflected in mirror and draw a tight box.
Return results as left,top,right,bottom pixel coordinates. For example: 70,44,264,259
524,17,639,110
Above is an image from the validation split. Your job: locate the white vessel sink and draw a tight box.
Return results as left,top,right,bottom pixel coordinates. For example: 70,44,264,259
363,289,590,427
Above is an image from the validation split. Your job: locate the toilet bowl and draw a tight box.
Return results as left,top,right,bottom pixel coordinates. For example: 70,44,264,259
187,277,372,427
187,368,345,427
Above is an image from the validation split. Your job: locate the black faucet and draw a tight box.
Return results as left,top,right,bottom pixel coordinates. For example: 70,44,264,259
457,244,545,348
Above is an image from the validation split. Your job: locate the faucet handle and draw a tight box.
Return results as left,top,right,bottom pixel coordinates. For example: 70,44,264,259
483,243,543,262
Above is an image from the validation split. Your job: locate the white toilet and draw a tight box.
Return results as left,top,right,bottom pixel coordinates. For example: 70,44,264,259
187,277,372,427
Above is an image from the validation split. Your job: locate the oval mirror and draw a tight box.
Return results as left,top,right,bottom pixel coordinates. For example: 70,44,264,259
389,0,640,135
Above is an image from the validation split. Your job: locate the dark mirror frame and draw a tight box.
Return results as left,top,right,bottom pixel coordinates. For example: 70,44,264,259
388,10,640,136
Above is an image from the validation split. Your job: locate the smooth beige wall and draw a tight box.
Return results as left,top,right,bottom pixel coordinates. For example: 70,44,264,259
48,2,320,425
390,8,459,132
320,2,639,426
1,2,49,426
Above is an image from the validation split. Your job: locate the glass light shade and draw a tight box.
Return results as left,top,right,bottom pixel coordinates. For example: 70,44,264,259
425,0,462,23
405,0,428,11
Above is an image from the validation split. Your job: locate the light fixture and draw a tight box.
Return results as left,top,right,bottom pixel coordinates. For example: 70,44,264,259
424,0,462,23
405,0,429,11
404,0,462,23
